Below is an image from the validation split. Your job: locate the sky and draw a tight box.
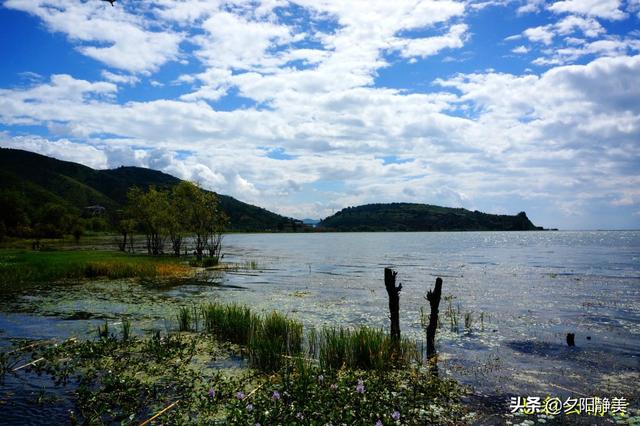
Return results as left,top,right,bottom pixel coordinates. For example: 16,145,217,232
0,0,639,229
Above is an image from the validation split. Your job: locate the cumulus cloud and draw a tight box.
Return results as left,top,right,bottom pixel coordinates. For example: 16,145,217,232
0,133,109,169
1,0,639,228
548,0,627,20
395,24,469,59
3,0,182,73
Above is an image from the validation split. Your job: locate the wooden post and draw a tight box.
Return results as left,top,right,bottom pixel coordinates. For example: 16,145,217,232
566,333,575,347
384,268,402,344
426,277,443,359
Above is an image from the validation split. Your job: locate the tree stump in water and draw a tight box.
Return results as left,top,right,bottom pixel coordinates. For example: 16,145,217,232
426,277,443,359
566,333,575,347
384,268,402,345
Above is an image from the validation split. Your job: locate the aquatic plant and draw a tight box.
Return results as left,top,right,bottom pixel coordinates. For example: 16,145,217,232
121,317,131,341
464,311,473,333
202,303,256,345
177,306,193,332
97,320,109,339
319,325,417,371
249,311,303,372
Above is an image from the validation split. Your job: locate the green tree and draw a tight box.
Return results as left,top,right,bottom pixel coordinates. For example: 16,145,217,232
168,181,196,256
127,186,170,255
0,189,31,237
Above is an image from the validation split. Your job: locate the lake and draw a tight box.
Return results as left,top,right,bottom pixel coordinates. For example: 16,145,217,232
1,231,639,423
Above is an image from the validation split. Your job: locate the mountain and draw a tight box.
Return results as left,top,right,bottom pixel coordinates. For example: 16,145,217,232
0,148,302,233
318,203,543,232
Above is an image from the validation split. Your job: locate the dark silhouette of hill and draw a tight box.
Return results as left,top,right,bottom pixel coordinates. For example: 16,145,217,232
318,203,542,232
0,148,301,232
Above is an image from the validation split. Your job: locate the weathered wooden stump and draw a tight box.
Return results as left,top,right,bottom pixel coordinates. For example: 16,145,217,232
566,333,575,347
384,268,402,345
426,277,443,359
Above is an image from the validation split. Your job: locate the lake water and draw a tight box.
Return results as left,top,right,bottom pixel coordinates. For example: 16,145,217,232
1,231,639,423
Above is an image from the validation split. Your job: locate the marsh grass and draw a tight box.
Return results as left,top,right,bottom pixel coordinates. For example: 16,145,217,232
97,320,109,339
185,303,417,372
318,326,417,370
464,312,473,333
202,303,255,344
121,317,131,341
0,249,192,284
177,306,193,332
250,311,303,371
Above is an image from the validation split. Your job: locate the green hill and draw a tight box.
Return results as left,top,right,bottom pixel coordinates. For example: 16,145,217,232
0,148,302,234
318,203,542,232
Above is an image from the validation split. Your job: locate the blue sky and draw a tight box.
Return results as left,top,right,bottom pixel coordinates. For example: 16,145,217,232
1,0,639,229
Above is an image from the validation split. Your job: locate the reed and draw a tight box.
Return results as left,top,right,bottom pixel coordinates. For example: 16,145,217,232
318,325,416,370
202,303,255,345
464,312,473,332
177,306,193,332
97,320,109,339
121,317,131,341
249,311,303,372
319,326,351,370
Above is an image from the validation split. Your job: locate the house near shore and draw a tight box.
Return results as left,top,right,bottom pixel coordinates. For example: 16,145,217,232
84,205,106,216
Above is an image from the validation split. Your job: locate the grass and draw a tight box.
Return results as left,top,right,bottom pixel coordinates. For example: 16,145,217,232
202,303,256,345
319,325,417,370
177,306,194,332
0,248,192,285
121,317,131,341
250,311,303,372
196,303,416,373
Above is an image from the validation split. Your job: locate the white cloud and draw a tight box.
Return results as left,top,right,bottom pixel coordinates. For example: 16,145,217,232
517,0,545,14
101,70,140,86
3,0,182,73
1,1,639,227
548,0,627,20
0,133,108,169
395,24,469,59
512,45,529,54
523,25,555,45
555,15,605,38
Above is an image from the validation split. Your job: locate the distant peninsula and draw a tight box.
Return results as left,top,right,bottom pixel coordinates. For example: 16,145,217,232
318,203,543,232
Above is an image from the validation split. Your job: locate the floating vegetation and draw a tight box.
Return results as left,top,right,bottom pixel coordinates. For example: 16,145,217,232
3,330,468,425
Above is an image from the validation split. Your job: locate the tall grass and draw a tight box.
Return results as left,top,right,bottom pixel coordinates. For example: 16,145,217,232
177,306,193,332
250,311,303,372
177,303,417,372
319,326,417,370
121,317,131,341
202,303,255,345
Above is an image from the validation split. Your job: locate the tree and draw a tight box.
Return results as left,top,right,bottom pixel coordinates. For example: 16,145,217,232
168,181,197,256
127,186,171,255
116,216,136,252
